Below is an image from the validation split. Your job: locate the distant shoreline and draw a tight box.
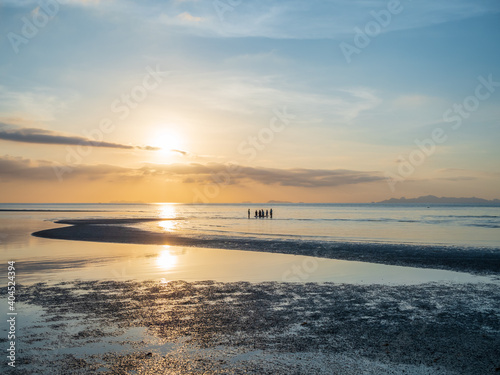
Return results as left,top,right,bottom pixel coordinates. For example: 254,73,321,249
2,200,500,211
376,195,500,205
0,209,111,212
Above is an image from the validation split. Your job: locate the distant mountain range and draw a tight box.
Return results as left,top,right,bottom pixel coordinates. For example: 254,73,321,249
377,195,500,205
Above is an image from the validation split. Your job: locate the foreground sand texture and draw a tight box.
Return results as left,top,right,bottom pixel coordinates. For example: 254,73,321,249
3,280,499,374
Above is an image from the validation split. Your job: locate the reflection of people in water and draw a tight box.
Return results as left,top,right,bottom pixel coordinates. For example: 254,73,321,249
270,208,273,219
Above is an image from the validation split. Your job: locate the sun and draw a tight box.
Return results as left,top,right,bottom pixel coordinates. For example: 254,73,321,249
151,127,185,154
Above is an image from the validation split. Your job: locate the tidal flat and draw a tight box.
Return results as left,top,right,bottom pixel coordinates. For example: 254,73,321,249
2,280,499,374
33,218,500,275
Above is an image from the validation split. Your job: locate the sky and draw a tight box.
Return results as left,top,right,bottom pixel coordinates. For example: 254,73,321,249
0,0,499,203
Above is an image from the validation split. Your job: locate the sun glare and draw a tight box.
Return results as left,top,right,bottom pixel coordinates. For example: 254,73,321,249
158,203,177,219
156,247,178,271
159,220,177,232
151,128,185,154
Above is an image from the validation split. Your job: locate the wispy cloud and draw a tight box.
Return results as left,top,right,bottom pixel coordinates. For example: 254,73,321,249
158,72,381,121
177,11,202,22
4,0,499,40
0,155,131,181
171,149,188,156
433,168,500,181
0,126,160,150
153,163,385,187
0,86,77,122
0,155,384,187
155,0,500,39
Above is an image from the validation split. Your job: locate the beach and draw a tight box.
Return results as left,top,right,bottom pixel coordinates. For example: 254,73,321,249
4,280,500,374
33,217,500,275
3,1,500,373
1,204,499,374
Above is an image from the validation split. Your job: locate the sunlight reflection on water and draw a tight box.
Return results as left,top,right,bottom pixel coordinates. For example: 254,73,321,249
155,246,178,270
1,211,498,286
158,220,177,232
158,204,177,219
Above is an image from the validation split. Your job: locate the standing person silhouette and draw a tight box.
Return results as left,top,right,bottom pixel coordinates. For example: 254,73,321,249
270,208,273,219
255,210,258,218
266,210,269,218
248,209,250,219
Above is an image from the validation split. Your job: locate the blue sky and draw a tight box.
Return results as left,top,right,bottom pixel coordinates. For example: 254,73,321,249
0,0,499,202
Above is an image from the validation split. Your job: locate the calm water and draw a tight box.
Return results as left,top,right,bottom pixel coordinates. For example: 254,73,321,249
2,202,498,247
0,203,499,285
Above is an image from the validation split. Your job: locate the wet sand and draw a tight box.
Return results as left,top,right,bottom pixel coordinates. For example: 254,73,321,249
33,218,500,275
1,216,497,374
2,280,499,374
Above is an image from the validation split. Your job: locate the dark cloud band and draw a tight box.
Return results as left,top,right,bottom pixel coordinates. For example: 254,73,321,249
0,126,159,150
0,155,384,187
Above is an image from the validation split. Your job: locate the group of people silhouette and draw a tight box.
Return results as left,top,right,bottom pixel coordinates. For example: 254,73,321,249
248,208,273,219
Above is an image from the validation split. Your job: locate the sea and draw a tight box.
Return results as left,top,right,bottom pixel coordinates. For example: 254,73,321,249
0,203,499,285
1,202,499,246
